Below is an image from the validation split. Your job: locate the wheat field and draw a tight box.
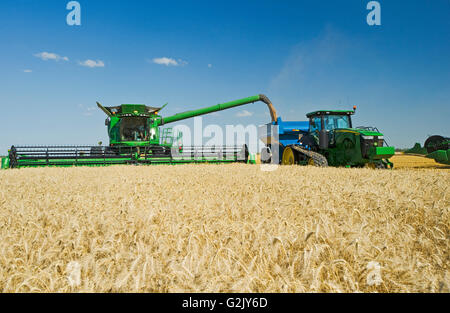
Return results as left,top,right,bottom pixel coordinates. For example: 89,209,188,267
391,154,448,169
0,164,448,292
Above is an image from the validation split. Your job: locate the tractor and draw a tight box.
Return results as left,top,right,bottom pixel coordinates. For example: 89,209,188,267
259,107,395,168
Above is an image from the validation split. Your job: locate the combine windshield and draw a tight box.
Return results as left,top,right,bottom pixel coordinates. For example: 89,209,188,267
323,115,351,131
120,117,149,141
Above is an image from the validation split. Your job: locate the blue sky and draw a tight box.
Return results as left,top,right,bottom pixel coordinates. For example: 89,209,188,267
0,0,449,153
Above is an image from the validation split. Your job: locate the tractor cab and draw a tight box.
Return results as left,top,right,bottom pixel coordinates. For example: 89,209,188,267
306,110,355,133
304,109,356,150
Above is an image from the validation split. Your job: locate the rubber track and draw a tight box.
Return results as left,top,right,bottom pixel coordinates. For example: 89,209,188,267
291,145,328,167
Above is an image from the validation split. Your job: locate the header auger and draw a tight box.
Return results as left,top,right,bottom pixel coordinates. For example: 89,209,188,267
3,95,277,169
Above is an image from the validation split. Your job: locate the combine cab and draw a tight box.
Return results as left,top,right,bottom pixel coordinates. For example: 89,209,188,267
2,95,278,169
259,107,395,168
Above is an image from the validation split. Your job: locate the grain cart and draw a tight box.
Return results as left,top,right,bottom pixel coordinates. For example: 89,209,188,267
3,95,277,168
259,107,395,168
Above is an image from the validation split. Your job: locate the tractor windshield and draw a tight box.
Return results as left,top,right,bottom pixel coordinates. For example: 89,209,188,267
323,115,351,131
120,117,149,141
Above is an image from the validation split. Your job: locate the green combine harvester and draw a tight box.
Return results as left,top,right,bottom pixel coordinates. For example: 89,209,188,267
1,95,278,169
404,135,450,165
423,135,450,165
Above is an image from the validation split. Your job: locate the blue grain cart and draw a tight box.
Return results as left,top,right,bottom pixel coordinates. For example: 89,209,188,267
258,117,310,164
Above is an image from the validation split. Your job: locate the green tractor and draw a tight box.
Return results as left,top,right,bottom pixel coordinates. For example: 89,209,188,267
2,95,277,169
259,107,395,168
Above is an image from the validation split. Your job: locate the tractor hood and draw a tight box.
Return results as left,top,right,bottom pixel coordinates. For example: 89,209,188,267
335,128,384,137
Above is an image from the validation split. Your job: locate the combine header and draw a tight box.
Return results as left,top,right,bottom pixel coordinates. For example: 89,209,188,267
2,95,277,169
423,135,450,165
404,135,450,165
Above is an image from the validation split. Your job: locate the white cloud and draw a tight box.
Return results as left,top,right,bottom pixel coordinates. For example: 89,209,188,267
208,64,212,68
34,52,69,62
151,57,187,66
78,59,105,68
78,104,97,116
23,69,32,73
236,110,253,117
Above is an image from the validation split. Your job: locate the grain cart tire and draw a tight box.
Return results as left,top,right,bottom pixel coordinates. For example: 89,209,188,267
281,146,299,165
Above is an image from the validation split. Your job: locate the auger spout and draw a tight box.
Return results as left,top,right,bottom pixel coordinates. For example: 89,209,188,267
160,94,277,125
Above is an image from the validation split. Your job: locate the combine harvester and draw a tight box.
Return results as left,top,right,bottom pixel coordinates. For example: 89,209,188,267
405,135,450,165
259,107,395,168
1,95,277,169
423,135,450,165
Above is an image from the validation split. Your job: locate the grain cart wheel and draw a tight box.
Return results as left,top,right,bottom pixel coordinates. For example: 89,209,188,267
282,146,298,165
